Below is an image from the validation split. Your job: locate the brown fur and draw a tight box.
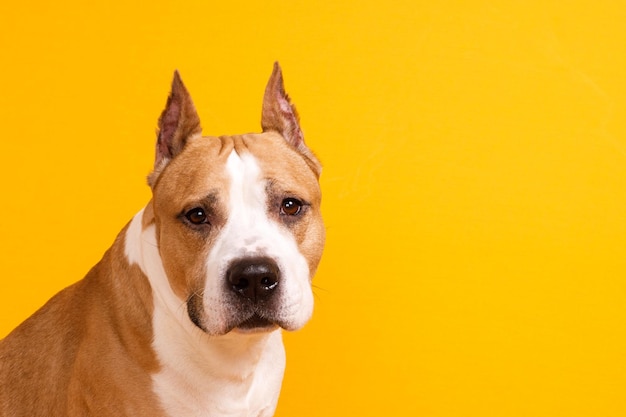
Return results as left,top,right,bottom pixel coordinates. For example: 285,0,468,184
0,228,163,416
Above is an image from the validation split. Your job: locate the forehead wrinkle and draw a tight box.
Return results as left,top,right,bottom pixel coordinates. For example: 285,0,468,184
182,190,219,208
238,133,321,201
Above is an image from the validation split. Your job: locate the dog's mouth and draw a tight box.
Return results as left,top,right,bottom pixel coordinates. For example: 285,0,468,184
187,293,281,335
234,314,279,333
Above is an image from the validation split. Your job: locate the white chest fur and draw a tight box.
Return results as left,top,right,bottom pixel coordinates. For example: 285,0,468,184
125,210,286,416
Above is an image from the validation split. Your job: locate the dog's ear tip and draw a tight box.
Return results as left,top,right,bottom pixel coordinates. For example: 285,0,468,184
268,62,284,88
170,70,186,90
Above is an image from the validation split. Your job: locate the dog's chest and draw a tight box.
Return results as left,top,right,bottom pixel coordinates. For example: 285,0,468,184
150,325,286,417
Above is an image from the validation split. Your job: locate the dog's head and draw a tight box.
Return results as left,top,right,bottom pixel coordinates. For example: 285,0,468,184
143,63,324,336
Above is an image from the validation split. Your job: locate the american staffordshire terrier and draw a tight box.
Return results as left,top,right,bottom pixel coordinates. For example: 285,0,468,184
0,63,325,417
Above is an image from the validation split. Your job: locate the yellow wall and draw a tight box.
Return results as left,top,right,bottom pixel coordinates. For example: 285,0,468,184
1,1,625,415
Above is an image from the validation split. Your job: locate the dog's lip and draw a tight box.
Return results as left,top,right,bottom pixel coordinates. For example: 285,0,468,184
233,314,279,333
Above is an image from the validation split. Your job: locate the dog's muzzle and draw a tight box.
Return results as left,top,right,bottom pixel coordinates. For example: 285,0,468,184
187,256,284,334
226,256,282,331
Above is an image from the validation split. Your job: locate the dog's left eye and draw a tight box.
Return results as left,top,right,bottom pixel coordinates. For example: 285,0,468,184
280,198,303,216
185,208,209,225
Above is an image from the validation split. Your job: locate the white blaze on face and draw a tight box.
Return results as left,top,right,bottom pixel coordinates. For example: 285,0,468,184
202,150,314,334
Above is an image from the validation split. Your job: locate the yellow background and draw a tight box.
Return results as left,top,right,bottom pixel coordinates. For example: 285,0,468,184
1,1,625,415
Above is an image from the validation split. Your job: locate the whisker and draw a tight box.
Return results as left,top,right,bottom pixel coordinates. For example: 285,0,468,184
311,284,329,293
311,284,330,302
180,289,205,312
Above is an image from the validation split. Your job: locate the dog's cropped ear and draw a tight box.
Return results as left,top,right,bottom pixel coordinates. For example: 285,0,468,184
262,62,321,176
149,71,201,187
261,62,308,152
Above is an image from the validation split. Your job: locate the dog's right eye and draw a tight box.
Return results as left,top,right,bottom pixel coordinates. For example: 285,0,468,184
185,208,209,225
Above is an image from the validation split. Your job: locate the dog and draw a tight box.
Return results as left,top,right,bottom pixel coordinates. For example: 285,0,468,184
0,63,325,417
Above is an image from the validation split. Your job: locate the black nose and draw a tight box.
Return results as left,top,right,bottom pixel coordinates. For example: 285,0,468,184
227,257,280,302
